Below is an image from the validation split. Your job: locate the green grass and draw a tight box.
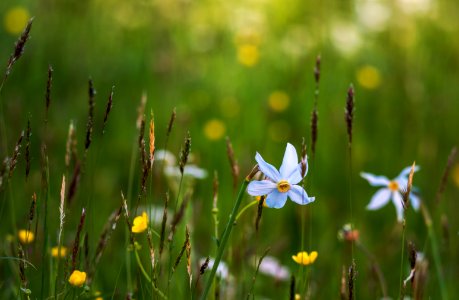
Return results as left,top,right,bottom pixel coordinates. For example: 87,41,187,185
1,0,459,298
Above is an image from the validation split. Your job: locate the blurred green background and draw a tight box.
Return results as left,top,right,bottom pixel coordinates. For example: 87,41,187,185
1,0,459,298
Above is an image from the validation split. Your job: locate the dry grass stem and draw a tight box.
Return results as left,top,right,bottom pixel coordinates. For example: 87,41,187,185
9,130,24,179
225,136,239,190
149,110,155,167
102,86,114,135
71,207,86,271
436,146,457,204
345,85,355,146
25,118,31,179
179,131,191,175
167,107,176,137
4,18,33,80
84,79,96,151
45,65,53,122
159,193,169,256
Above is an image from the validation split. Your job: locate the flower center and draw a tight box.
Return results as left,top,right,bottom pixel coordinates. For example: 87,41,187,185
277,180,291,193
388,181,399,191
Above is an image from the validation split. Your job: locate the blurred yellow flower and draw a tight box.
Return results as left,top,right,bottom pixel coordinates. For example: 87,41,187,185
204,119,226,141
94,291,103,300
132,212,148,233
51,246,67,258
237,44,259,67
356,65,381,90
268,91,290,112
18,229,34,244
452,164,459,188
292,251,317,266
295,294,301,300
68,270,86,287
4,6,30,35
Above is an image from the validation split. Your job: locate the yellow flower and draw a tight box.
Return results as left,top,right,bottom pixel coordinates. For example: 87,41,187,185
4,6,30,35
68,270,86,287
295,294,301,300
18,230,34,244
292,251,318,266
356,65,381,90
131,212,148,233
51,246,67,258
268,91,290,112
204,119,226,141
237,44,259,67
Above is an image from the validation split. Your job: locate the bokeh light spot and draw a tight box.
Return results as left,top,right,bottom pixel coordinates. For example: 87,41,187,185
204,119,226,140
356,65,382,90
268,91,290,112
4,6,29,35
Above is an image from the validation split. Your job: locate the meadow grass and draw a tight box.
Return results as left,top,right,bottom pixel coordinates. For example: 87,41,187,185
1,3,459,299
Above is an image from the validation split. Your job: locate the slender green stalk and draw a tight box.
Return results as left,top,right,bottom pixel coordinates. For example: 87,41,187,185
40,151,50,299
234,200,257,222
421,204,448,300
200,179,249,300
134,248,167,300
398,219,406,299
125,139,138,295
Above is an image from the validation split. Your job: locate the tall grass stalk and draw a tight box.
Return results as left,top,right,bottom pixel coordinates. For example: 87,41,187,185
200,169,254,300
39,146,50,299
421,203,448,300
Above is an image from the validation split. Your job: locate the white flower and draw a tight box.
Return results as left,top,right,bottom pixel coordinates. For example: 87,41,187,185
247,143,315,208
256,256,290,281
201,258,229,279
361,166,421,222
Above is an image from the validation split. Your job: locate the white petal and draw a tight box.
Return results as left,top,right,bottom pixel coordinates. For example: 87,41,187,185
361,172,390,187
366,188,391,210
397,165,420,179
279,143,299,179
265,190,288,208
392,191,404,222
410,193,421,211
255,152,280,181
286,164,303,185
288,185,315,205
247,180,276,196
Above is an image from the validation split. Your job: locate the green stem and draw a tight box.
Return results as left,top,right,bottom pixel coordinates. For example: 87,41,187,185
234,200,257,223
398,219,406,299
134,248,167,300
422,204,448,300
200,179,249,300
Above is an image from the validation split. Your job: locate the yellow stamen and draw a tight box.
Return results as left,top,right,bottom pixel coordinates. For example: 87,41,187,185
277,180,290,193
388,181,399,191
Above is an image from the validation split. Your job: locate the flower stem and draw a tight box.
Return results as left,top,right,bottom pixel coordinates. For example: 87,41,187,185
200,179,249,300
234,200,258,223
134,248,167,300
421,203,448,300
398,218,406,299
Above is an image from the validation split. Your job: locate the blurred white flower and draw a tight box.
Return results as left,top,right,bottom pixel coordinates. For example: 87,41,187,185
164,165,207,179
201,258,229,279
330,22,362,56
257,256,290,281
397,0,433,15
155,149,176,166
361,165,421,222
356,1,391,32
